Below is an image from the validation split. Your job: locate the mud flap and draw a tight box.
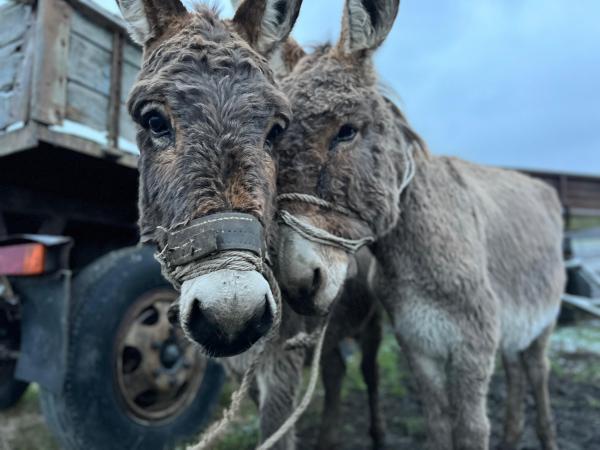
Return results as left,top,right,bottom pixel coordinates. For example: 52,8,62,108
13,270,71,393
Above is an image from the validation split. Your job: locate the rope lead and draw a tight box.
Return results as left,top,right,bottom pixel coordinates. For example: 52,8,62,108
185,264,329,450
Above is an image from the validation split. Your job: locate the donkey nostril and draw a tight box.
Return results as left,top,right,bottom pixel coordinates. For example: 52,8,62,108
167,302,180,326
250,295,273,337
311,268,322,295
190,299,202,320
187,300,210,341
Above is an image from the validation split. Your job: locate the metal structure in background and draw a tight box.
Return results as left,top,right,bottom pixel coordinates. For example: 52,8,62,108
517,170,600,318
520,168,600,225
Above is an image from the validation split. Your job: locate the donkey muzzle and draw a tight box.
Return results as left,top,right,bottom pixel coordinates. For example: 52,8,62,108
179,269,275,357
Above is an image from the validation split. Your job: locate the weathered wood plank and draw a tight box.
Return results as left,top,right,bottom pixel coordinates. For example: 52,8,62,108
123,42,142,66
119,103,138,144
68,32,112,95
0,3,30,48
568,180,600,194
0,40,24,92
0,123,39,157
120,61,139,103
37,124,138,169
66,81,109,132
65,0,131,36
0,94,15,129
9,21,36,129
108,32,124,147
71,10,113,52
30,0,72,125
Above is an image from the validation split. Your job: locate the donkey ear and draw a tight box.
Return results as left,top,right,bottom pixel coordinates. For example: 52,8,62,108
116,0,187,46
338,0,400,55
232,0,303,56
270,37,306,77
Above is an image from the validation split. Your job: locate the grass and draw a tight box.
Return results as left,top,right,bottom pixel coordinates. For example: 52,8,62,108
0,384,61,450
549,320,600,383
3,322,599,449
568,216,600,231
210,329,411,448
341,330,409,399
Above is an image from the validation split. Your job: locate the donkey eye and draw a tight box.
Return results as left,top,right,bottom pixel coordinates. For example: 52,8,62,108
265,122,285,149
331,124,358,149
142,111,171,137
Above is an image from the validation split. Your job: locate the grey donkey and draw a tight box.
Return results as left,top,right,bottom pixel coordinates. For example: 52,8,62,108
272,1,565,449
117,1,384,448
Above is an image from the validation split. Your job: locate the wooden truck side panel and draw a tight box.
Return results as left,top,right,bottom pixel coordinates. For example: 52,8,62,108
0,0,142,163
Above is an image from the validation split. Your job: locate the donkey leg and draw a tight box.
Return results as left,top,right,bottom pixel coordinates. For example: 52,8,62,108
448,348,495,450
359,311,386,449
405,350,453,450
316,346,346,450
498,352,527,450
257,347,305,450
520,326,557,450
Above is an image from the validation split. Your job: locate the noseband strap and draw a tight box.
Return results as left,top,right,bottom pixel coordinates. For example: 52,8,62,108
155,212,265,267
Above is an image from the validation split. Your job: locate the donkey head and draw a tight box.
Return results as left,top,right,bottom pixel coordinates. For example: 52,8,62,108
276,0,422,315
119,0,302,356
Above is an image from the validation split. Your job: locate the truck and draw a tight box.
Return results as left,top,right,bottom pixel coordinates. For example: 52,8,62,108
0,1,224,449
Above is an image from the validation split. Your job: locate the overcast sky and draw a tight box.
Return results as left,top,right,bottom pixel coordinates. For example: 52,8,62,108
59,1,600,174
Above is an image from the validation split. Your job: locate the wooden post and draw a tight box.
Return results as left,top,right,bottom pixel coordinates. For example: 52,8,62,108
559,175,571,228
30,0,72,125
108,31,124,149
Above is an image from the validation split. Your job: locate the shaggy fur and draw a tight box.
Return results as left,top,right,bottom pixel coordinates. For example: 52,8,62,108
274,1,565,449
121,1,385,448
120,1,297,447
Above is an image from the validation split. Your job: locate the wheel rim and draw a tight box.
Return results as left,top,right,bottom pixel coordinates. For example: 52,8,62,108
115,289,206,424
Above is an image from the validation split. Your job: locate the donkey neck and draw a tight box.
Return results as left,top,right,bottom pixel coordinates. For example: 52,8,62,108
371,155,472,279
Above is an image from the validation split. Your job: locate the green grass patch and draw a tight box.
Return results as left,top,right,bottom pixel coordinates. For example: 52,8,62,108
568,216,600,231
341,331,408,398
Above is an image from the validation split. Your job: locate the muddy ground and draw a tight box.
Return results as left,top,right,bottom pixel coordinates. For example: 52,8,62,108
294,320,600,450
1,320,599,450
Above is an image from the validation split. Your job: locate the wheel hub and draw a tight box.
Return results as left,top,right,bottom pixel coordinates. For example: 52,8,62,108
115,289,205,423
160,342,181,369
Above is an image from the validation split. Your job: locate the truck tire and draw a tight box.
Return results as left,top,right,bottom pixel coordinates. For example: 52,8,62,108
0,362,29,410
40,245,224,450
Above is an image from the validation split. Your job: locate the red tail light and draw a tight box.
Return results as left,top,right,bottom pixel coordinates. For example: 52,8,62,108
0,243,46,275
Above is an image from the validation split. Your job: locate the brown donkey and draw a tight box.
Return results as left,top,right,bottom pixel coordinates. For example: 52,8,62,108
118,0,302,358
118,2,384,448
273,1,564,449
118,1,307,448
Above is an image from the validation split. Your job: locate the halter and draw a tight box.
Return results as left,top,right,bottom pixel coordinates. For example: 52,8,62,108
151,210,327,450
277,193,375,253
277,142,416,250
159,143,416,450
153,212,267,290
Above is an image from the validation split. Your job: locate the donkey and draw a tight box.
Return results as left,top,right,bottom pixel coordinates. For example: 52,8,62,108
117,1,306,447
118,1,384,448
272,1,565,449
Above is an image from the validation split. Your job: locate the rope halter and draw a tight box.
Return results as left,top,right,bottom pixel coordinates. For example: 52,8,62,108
151,211,327,450
278,142,416,250
277,193,375,254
